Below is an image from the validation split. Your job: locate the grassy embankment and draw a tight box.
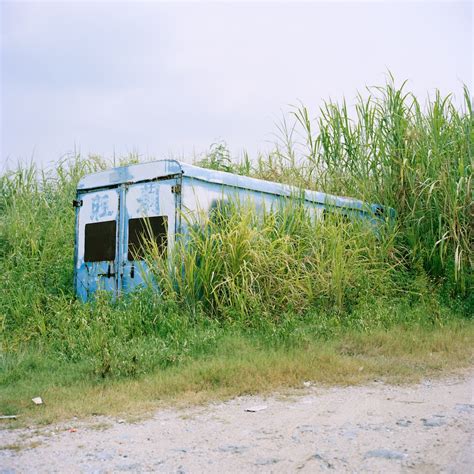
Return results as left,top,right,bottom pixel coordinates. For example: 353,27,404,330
0,79,472,424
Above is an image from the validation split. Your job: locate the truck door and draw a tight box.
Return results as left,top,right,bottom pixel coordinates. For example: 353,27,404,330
75,188,120,301
121,178,179,293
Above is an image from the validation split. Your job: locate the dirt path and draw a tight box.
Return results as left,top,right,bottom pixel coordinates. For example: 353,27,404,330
1,371,473,473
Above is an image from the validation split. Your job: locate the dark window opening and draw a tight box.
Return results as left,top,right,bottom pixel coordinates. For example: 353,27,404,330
84,220,116,262
128,216,168,260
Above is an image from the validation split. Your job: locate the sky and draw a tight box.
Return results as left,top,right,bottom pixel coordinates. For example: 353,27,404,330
0,1,472,169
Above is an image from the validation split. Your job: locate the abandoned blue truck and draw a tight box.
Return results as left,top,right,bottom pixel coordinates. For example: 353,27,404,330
74,160,393,301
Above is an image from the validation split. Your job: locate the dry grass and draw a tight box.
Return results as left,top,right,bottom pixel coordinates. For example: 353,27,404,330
2,323,472,427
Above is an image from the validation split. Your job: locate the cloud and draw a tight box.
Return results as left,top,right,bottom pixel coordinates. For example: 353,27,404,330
1,1,472,168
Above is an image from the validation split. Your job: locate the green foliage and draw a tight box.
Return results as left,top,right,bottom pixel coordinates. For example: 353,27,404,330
150,201,397,320
196,142,234,172
249,78,473,294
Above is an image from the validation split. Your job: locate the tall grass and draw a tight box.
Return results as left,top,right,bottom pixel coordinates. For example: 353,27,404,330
149,201,397,321
244,78,472,294
0,79,472,386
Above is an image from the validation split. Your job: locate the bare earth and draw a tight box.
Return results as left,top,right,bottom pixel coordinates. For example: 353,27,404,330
1,371,473,473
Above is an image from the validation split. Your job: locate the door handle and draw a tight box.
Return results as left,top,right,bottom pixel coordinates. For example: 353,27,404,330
98,263,115,278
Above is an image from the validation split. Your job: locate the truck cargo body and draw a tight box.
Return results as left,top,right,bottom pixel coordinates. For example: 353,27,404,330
74,160,393,301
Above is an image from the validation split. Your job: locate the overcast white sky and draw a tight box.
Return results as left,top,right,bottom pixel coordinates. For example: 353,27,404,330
1,1,472,169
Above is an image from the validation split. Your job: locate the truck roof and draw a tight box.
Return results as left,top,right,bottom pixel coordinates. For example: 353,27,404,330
77,159,382,214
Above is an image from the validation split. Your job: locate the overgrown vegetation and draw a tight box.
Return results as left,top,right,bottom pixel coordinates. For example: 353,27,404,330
0,79,472,422
151,202,397,320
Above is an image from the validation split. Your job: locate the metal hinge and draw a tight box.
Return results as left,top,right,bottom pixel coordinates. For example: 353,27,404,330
72,199,83,208
171,184,182,194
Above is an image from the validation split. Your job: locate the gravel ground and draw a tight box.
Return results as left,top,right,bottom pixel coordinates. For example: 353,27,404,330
1,371,473,473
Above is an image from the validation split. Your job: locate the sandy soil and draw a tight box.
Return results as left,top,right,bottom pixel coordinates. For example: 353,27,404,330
1,371,473,473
